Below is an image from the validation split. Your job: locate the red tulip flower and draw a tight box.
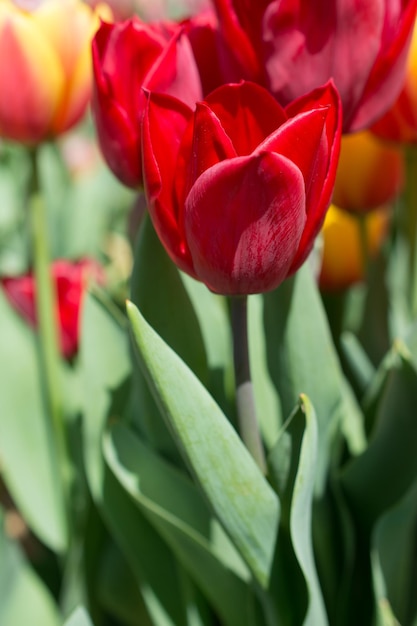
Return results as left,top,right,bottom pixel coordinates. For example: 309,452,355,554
92,17,203,188
2,259,104,359
142,80,342,295
212,0,417,132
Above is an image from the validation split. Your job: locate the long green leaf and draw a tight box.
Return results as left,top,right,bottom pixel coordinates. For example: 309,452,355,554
127,300,280,588
80,292,188,626
290,395,328,626
105,423,254,626
264,265,366,490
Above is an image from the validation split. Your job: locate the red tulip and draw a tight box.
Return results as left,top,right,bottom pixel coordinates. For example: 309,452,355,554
142,80,342,295
92,17,203,188
2,259,104,359
212,0,417,132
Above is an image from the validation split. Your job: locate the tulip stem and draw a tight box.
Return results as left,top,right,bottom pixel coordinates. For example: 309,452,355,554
358,213,371,284
230,295,266,474
29,149,71,541
404,145,417,316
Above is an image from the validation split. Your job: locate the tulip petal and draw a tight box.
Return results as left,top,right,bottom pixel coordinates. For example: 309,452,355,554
211,0,262,81
142,91,196,276
93,90,143,188
147,26,203,109
262,0,383,122
185,152,306,295
204,81,288,156
94,19,167,122
174,102,236,212
285,83,342,270
348,0,417,131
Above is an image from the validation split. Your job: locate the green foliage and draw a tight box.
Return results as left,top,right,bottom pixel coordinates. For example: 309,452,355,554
1,130,417,626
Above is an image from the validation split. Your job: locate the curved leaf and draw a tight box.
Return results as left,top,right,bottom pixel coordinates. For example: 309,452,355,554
105,423,254,626
127,300,280,588
290,395,328,626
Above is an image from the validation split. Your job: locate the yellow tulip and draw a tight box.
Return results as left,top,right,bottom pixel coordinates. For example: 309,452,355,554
319,204,390,291
332,130,404,213
0,0,110,144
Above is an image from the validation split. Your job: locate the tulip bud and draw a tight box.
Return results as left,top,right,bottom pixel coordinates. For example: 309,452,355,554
91,17,203,188
0,0,109,144
332,131,404,213
319,204,390,291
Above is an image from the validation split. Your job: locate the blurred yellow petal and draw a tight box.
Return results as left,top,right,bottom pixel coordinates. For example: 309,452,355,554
333,130,404,213
319,204,390,291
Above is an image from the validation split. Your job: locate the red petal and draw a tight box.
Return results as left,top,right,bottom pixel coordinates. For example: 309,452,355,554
174,101,236,212
204,81,288,155
285,82,342,270
142,91,196,276
184,152,306,294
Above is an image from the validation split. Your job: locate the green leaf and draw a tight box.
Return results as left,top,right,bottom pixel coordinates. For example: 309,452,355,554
127,300,280,588
80,291,131,497
0,510,59,626
63,607,93,626
340,330,376,398
372,479,417,625
130,215,207,383
180,273,234,417
104,423,254,626
264,265,365,489
266,396,328,625
0,290,67,551
290,395,328,626
97,542,153,626
341,340,417,527
80,293,187,626
129,215,209,456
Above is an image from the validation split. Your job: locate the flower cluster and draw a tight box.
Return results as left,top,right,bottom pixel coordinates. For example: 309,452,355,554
90,0,417,295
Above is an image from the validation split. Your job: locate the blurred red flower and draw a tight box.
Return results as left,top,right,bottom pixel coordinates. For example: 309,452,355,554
211,0,417,132
2,259,104,359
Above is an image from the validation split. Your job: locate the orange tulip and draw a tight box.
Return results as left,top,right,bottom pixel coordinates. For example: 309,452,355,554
0,0,110,144
319,204,390,291
332,130,404,214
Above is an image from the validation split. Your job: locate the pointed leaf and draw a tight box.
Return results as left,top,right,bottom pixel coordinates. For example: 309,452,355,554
63,607,93,626
127,300,280,587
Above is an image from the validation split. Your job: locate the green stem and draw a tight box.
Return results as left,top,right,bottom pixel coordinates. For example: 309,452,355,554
230,295,266,474
404,145,417,316
357,213,371,285
29,149,71,540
